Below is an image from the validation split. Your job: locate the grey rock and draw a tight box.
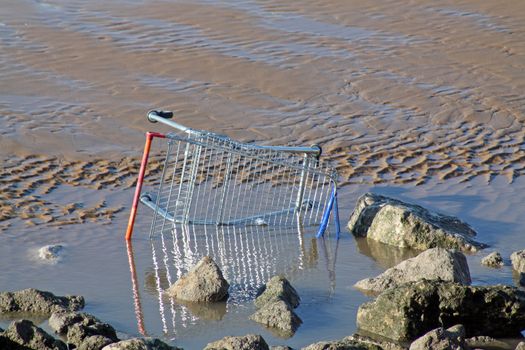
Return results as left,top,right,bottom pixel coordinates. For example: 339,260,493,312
516,341,525,350
166,256,229,302
465,336,510,350
49,311,101,334
301,337,382,350
355,248,470,294
204,334,269,350
38,244,64,262
0,288,84,315
250,300,302,336
408,325,466,350
511,249,525,273
347,193,485,252
102,337,181,350
255,276,300,309
481,251,504,268
78,335,115,350
66,321,118,347
356,279,525,342
2,319,67,350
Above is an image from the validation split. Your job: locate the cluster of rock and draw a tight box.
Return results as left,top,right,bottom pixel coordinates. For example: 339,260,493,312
347,193,525,350
250,276,302,336
0,288,180,350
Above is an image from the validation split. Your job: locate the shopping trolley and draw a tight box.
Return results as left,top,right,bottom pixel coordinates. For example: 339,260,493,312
125,110,340,241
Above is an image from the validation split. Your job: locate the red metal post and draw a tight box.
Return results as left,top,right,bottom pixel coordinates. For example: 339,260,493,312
125,132,165,240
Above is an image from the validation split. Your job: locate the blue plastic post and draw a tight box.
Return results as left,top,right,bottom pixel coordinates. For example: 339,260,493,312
316,185,336,238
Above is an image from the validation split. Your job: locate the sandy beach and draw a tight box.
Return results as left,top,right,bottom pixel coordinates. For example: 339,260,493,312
1,0,525,348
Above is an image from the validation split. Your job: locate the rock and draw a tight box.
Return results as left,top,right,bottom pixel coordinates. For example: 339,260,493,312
356,279,525,342
481,251,504,268
255,276,300,309
465,336,510,349
2,319,67,350
270,346,293,350
408,325,466,350
204,334,269,350
38,244,64,262
250,300,302,336
520,273,525,287
78,335,115,350
348,334,404,350
354,248,470,294
301,337,382,350
102,337,181,350
511,249,525,273
49,311,101,334
516,341,525,350
66,320,118,347
347,193,485,252
166,256,229,302
0,288,84,315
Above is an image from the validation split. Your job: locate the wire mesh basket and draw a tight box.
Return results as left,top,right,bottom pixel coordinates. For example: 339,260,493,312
125,111,340,240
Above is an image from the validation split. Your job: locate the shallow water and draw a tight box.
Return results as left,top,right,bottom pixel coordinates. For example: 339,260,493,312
1,0,525,348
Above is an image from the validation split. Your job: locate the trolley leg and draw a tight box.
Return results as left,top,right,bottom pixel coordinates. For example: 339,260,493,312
125,132,166,240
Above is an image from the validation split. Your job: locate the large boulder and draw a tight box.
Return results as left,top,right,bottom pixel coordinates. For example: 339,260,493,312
250,300,302,336
347,193,485,252
511,249,525,273
356,279,525,342
355,248,470,294
408,325,466,350
102,338,181,350
204,334,269,350
166,256,229,302
0,289,84,315
2,319,67,350
255,276,300,309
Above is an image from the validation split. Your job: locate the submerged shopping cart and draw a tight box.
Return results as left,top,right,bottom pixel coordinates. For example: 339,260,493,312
125,110,340,241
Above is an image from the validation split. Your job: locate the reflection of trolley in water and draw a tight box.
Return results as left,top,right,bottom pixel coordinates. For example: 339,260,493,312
124,110,341,337
126,224,339,337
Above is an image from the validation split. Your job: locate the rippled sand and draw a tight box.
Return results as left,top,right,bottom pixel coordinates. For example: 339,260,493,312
1,0,525,347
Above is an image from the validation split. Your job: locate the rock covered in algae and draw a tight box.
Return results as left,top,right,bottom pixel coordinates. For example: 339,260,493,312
356,279,525,342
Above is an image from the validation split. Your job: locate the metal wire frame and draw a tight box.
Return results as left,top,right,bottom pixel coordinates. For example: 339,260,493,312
142,131,337,240
125,110,339,240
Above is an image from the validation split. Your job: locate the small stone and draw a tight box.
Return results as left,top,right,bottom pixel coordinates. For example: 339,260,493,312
250,300,302,336
355,248,470,294
481,252,504,268
204,334,269,350
166,256,229,302
38,244,64,262
347,193,486,252
78,335,115,350
302,338,382,350
465,335,509,349
408,325,466,350
0,288,84,315
2,319,67,350
66,321,118,347
511,249,525,273
102,337,181,350
255,276,300,309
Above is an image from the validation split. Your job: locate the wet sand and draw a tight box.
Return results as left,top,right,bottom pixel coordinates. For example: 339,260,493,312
1,0,525,348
